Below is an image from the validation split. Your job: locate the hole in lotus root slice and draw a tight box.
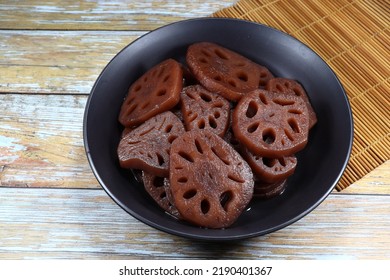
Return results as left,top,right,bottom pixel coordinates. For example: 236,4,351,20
133,85,142,93
253,179,287,199
198,119,206,129
262,128,276,144
199,92,212,102
156,88,167,97
141,101,151,109
183,188,197,199
236,71,249,82
242,147,297,183
227,173,245,183
201,49,212,57
220,190,234,212
272,98,295,106
214,48,229,60
194,139,204,154
246,100,258,118
263,157,289,168
228,79,237,88
212,101,225,109
178,151,195,163
156,153,165,166
165,124,173,133
200,199,211,214
266,77,317,128
167,135,178,144
186,42,274,101
118,59,183,127
288,108,303,115
288,118,300,133
208,116,217,129
213,75,222,81
163,75,170,82
117,111,185,177
211,146,231,166
247,122,260,134
198,57,208,64
181,85,230,137
177,176,188,183
169,130,254,228
232,89,309,157
258,91,268,105
142,171,180,218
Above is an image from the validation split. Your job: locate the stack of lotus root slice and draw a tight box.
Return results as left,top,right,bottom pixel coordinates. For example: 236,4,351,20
117,42,317,229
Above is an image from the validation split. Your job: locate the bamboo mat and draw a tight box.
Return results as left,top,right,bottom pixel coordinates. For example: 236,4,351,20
213,0,389,191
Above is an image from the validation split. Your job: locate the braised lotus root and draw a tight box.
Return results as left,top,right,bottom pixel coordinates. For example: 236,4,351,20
232,89,309,157
142,171,180,218
181,85,230,137
116,41,319,229
117,111,185,177
186,42,274,101
242,148,297,183
266,78,317,128
118,59,183,127
169,130,254,229
253,179,287,199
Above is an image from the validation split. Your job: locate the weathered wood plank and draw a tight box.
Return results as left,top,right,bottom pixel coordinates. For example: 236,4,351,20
0,187,389,259
0,0,234,94
0,31,143,94
0,94,98,188
0,0,233,30
1,94,389,192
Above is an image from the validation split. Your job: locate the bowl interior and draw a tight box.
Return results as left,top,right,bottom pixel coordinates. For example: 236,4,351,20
84,18,353,241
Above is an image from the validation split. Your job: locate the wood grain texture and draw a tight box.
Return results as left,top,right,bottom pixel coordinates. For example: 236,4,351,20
0,0,233,30
1,0,389,261
0,187,389,259
0,31,143,94
0,94,98,188
1,94,389,192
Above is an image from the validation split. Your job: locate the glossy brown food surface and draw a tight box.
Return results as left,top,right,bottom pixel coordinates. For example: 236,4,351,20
232,89,309,157
266,77,317,128
142,171,180,218
186,42,273,101
242,148,297,183
119,59,183,127
181,84,230,137
118,111,185,177
116,42,318,229
169,130,254,228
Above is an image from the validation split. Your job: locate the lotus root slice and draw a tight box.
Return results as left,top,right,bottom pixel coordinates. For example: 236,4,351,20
266,78,317,128
169,130,254,229
119,59,183,127
186,42,274,101
232,89,309,157
118,111,185,177
181,85,230,137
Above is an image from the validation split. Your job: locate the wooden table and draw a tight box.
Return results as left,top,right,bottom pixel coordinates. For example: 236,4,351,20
0,0,389,260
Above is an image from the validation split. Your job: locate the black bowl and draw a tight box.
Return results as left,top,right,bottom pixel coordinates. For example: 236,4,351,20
83,18,353,241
